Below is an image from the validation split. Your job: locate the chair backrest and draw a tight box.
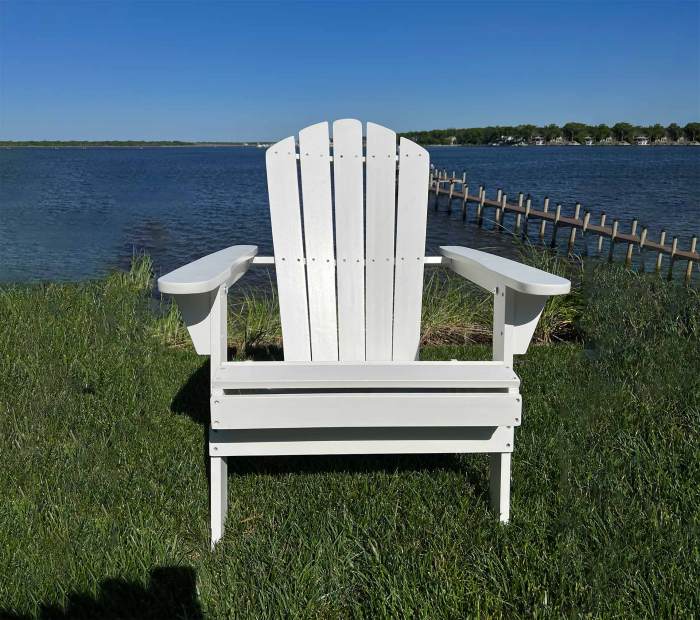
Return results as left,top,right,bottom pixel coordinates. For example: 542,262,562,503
266,120,429,362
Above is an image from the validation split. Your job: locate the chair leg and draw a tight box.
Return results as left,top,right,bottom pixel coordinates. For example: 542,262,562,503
489,453,511,523
210,456,228,549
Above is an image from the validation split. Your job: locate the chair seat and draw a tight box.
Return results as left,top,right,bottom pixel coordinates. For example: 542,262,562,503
210,361,521,431
212,360,519,391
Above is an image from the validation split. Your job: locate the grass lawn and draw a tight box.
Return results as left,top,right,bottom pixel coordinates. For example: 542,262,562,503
0,259,698,618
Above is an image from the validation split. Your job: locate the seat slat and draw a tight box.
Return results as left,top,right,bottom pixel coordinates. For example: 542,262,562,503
211,393,521,429
392,137,430,360
332,119,365,361
214,361,519,389
365,122,398,361
266,137,311,361
209,426,515,456
299,122,339,361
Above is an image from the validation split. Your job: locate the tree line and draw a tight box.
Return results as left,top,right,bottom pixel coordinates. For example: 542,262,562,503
0,140,248,147
400,122,700,145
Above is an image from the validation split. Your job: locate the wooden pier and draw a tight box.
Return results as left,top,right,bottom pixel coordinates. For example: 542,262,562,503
430,168,699,284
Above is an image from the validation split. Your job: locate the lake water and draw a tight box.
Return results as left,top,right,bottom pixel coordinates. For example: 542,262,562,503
0,146,698,284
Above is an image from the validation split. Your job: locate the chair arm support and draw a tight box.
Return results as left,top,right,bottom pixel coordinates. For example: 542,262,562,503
158,245,258,295
440,246,570,296
157,245,257,355
440,246,571,364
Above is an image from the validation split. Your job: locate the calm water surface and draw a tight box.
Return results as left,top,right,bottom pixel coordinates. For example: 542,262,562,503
0,146,698,283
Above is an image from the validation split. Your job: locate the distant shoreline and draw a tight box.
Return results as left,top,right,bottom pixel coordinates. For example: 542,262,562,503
2,143,699,149
0,142,259,148
0,143,700,149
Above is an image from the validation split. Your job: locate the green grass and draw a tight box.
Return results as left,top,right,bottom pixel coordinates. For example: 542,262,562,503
0,257,697,618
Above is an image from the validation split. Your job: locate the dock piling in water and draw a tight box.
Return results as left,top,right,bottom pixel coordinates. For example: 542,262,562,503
625,219,638,267
655,230,667,273
550,203,562,249
608,219,619,262
581,210,591,256
639,227,648,271
686,237,697,284
667,236,678,280
522,196,532,238
539,197,550,243
515,193,524,233
597,212,607,255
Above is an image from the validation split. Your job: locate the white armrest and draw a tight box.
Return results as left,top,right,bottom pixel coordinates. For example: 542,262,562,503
158,245,258,295
157,245,257,355
440,246,571,296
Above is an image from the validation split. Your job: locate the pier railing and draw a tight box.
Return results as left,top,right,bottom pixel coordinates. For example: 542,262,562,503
430,168,699,285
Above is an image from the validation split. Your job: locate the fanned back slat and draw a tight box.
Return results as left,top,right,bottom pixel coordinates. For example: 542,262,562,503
332,119,365,361
392,137,430,360
267,121,429,363
266,137,311,360
364,122,397,361
298,122,339,361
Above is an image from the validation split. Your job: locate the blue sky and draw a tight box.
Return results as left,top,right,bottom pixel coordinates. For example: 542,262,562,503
0,1,698,140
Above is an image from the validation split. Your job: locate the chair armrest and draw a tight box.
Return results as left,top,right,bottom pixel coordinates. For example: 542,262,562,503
157,245,257,355
440,246,570,296
158,245,258,295
441,245,571,364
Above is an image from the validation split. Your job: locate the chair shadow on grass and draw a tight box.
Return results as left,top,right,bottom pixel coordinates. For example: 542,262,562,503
169,346,490,504
0,566,202,620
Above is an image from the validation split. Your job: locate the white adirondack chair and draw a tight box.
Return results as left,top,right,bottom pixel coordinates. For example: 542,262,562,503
157,120,570,549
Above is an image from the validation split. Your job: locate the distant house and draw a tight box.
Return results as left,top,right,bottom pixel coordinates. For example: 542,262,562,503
583,136,594,146
634,135,649,146
448,136,458,145
599,136,613,144
549,136,564,144
654,136,668,144
533,135,545,145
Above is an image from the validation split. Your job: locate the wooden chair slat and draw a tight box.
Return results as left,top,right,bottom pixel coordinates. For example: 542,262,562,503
365,122,397,361
266,136,311,361
299,122,339,361
392,137,430,360
332,119,365,361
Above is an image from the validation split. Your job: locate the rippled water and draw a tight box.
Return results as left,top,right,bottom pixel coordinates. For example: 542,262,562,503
0,146,697,283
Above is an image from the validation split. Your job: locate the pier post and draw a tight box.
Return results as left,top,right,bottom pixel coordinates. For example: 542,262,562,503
582,211,591,256
434,172,441,210
625,219,638,268
567,203,581,255
461,180,469,221
447,178,455,213
608,219,619,263
515,193,523,233
597,212,607,255
655,230,667,273
550,203,562,249
522,196,532,239
667,236,678,280
639,226,648,271
496,194,506,232
685,236,697,285
539,197,550,243
477,186,485,227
